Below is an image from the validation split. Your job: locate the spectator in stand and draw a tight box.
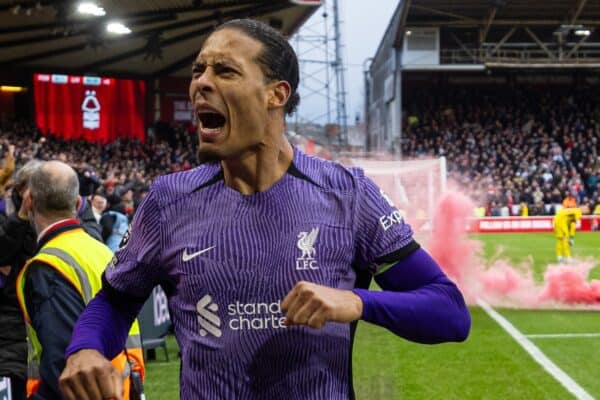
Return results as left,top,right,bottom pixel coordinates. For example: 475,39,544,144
520,187,534,206
120,189,135,218
579,197,592,215
100,194,129,252
584,167,597,194
104,182,116,198
490,201,501,217
76,164,101,197
532,186,544,206
90,193,107,224
0,142,16,214
549,188,562,205
76,194,103,242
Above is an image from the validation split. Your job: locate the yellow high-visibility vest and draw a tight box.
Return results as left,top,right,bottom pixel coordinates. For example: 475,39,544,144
16,226,144,399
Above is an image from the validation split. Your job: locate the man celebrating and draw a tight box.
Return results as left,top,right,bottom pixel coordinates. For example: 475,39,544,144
61,19,470,399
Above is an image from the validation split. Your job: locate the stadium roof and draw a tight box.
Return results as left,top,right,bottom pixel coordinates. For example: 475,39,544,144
373,0,600,68
407,0,600,27
0,0,319,79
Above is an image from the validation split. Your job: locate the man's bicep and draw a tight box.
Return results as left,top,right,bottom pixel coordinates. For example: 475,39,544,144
374,248,451,292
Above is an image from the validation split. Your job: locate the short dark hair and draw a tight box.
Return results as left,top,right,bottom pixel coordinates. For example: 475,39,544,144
91,190,107,199
214,18,300,116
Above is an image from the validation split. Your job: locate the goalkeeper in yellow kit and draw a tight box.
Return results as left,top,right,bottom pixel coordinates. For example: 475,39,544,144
553,207,582,263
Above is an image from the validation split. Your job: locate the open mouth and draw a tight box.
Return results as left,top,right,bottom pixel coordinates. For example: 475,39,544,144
198,111,226,132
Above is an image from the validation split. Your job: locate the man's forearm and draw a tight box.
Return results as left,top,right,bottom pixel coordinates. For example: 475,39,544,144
353,281,470,344
353,248,471,344
66,288,143,359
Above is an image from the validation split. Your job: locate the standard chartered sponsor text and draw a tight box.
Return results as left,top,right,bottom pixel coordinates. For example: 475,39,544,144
227,300,286,330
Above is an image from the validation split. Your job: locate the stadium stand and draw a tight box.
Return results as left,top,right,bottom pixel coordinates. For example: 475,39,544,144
400,86,599,217
0,119,197,217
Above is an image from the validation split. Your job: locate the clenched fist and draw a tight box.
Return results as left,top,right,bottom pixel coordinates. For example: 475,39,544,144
60,349,123,400
281,281,363,329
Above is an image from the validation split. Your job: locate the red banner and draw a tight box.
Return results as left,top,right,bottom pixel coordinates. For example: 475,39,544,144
34,73,146,143
468,216,600,233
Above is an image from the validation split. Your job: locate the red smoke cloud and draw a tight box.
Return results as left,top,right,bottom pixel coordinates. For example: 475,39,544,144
426,191,600,308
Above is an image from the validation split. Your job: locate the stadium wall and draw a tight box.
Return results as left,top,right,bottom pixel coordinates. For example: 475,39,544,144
154,77,193,124
366,1,405,154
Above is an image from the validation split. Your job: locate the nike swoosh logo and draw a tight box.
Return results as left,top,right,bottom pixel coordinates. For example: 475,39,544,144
182,246,215,262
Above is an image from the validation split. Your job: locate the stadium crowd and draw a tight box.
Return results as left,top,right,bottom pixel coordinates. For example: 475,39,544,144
0,119,198,220
401,86,600,216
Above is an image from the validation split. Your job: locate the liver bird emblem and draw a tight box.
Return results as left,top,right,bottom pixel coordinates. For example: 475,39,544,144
297,227,319,259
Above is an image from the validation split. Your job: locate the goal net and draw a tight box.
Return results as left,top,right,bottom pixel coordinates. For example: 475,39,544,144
345,157,447,233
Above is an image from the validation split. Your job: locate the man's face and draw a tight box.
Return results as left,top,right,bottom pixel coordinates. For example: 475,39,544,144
189,28,272,160
91,195,107,212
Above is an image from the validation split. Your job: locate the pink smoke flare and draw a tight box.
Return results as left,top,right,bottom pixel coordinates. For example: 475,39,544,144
425,191,600,308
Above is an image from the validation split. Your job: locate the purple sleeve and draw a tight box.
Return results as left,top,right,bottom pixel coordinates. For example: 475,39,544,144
65,288,144,359
353,248,470,344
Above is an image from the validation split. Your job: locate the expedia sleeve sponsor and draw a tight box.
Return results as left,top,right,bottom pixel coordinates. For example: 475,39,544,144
353,172,415,270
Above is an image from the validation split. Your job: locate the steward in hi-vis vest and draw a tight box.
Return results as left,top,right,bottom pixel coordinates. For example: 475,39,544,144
16,219,144,399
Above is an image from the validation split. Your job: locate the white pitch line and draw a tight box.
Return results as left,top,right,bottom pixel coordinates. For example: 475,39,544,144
527,333,600,339
478,300,595,400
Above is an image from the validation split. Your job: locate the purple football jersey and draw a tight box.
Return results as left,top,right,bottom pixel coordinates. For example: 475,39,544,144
104,148,414,399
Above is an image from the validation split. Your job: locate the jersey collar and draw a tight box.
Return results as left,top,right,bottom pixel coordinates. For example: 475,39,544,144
37,218,82,251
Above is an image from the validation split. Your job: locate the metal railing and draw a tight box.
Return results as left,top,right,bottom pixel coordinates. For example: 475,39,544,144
439,48,600,66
